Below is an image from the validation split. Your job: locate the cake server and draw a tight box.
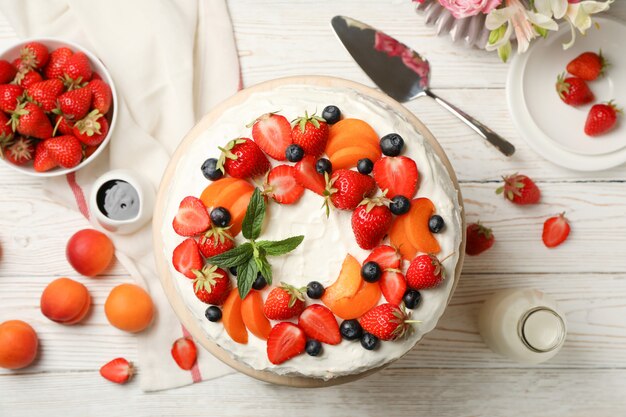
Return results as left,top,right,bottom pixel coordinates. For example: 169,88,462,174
331,15,515,157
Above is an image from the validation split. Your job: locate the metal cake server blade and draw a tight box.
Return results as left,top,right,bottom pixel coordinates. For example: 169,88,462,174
331,15,515,157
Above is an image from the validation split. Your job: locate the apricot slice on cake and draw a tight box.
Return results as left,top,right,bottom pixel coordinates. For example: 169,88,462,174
328,281,381,320
222,288,248,344
200,178,254,236
241,291,271,340
330,145,382,171
407,198,441,254
326,119,379,156
321,254,362,306
389,212,418,260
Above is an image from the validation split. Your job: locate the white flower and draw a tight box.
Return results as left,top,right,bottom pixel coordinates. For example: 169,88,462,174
534,0,568,20
562,0,614,49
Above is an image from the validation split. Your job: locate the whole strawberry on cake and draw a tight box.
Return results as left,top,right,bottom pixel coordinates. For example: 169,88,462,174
161,84,462,380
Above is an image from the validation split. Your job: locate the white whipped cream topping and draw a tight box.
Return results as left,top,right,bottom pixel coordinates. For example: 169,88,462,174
160,85,462,379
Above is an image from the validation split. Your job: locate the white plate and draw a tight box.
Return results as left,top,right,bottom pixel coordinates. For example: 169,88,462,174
507,16,626,171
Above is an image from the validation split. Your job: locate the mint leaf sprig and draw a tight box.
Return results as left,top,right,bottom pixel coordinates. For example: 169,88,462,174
206,188,304,299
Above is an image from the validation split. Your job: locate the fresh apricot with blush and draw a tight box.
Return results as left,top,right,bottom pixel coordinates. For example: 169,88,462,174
66,229,114,277
0,320,39,369
105,284,154,333
40,277,91,325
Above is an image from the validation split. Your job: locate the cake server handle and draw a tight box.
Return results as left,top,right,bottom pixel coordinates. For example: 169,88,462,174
424,89,516,157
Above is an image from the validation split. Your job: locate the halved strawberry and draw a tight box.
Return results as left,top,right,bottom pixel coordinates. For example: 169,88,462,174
171,337,197,370
298,304,341,345
380,270,407,306
250,113,292,161
364,245,401,270
172,196,210,236
372,156,418,199
294,155,326,195
542,213,570,248
266,322,306,365
264,164,304,204
172,238,203,279
100,358,133,384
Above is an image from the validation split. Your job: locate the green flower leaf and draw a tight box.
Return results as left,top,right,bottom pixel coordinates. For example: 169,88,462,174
241,188,265,240
257,235,304,256
237,256,258,299
205,242,253,268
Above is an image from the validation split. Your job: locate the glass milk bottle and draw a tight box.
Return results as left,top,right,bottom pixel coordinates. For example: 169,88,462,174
478,288,567,364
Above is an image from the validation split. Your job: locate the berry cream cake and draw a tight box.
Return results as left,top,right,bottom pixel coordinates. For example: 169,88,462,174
160,83,462,380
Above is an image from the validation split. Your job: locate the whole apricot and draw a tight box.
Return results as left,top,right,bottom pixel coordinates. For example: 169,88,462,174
66,229,114,277
105,284,154,333
0,320,39,369
40,277,91,324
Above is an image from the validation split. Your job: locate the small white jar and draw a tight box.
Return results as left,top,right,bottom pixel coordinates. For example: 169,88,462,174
90,169,155,235
478,288,567,364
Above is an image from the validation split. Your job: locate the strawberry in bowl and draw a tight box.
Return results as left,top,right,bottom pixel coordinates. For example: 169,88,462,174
0,38,117,177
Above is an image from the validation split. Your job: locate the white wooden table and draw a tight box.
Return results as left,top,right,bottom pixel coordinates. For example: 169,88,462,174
1,1,625,416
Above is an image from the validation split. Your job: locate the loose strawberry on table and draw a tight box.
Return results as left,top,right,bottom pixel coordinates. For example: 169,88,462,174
291,111,329,157
567,50,606,81
542,213,570,248
250,112,292,161
193,264,231,305
496,173,540,205
585,101,621,137
171,337,197,371
466,222,495,256
100,357,134,384
556,73,594,107
217,138,270,179
267,322,306,365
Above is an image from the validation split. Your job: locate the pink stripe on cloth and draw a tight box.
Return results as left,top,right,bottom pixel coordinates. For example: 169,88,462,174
181,325,203,383
66,172,90,220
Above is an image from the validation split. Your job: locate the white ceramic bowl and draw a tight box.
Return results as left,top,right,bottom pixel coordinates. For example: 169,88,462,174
0,37,118,177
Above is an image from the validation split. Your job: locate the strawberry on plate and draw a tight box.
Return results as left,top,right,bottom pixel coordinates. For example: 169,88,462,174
100,357,133,384
264,164,305,204
20,42,49,70
217,138,270,179
26,79,65,112
172,238,203,279
172,196,210,236
10,102,53,139
359,303,415,341
88,79,113,114
364,245,401,270
72,110,109,146
298,304,341,345
406,254,444,290
56,86,92,120
33,141,58,172
3,137,34,166
44,47,73,80
465,222,495,256
263,283,306,320
556,74,594,107
372,156,418,199
294,154,326,195
171,337,197,370
584,101,621,137
542,213,570,248
567,50,606,81
250,112,292,160
0,59,17,84
379,269,407,306
198,226,234,258
267,322,306,365
325,169,376,212
291,111,328,157
496,173,540,205
193,264,231,305
351,197,393,250
0,84,24,112
45,135,83,168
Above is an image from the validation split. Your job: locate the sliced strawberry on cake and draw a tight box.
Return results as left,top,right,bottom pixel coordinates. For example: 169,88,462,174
250,112,292,161
264,164,305,204
267,322,306,365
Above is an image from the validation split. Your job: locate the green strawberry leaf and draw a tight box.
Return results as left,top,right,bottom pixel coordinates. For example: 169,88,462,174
241,188,265,240
205,242,253,268
237,256,258,299
257,235,304,256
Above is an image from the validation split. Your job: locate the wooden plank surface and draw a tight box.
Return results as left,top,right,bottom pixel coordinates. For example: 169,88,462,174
1,0,626,416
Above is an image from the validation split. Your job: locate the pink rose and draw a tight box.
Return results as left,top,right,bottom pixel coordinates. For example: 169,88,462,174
438,0,502,19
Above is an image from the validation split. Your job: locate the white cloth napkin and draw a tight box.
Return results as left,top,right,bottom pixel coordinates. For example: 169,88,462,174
0,0,240,391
